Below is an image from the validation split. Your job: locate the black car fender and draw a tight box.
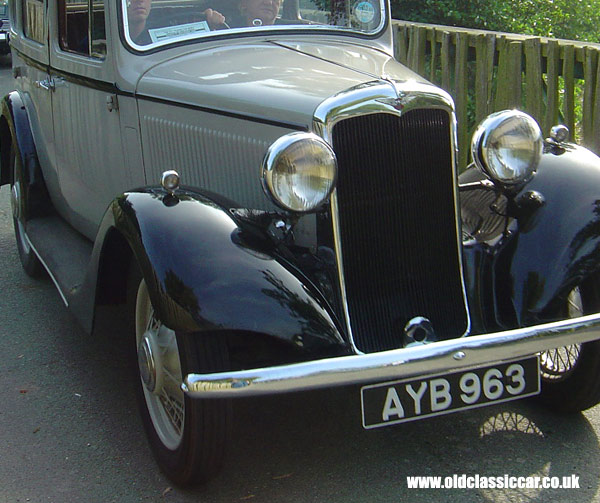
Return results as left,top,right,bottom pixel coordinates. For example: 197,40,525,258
498,144,600,325
1,91,37,186
0,91,52,218
79,188,348,358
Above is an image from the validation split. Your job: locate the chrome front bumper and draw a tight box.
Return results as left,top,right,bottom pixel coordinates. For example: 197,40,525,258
182,313,600,398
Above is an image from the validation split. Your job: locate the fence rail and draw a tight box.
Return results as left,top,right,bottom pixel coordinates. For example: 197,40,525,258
392,20,600,168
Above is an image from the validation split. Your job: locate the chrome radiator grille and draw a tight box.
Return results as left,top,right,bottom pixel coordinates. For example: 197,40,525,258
331,109,469,353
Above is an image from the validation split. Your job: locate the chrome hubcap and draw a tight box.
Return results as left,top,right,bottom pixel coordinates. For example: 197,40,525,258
11,169,32,255
136,280,184,450
138,336,158,393
10,181,20,219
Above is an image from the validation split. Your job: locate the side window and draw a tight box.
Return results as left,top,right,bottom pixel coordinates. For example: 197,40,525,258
23,0,45,43
91,0,106,56
58,0,106,57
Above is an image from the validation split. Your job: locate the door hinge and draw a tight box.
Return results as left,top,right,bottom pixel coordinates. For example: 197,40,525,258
106,94,119,112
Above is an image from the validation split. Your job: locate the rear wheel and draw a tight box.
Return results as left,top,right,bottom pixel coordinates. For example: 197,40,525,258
133,278,231,485
10,151,44,278
538,280,600,412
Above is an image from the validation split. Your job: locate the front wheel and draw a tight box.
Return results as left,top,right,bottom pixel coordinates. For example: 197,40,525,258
10,151,43,277
538,280,600,412
133,278,231,485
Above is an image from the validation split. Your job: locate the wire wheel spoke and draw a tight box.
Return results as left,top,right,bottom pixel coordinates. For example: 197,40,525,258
541,345,580,379
159,387,184,436
540,286,583,381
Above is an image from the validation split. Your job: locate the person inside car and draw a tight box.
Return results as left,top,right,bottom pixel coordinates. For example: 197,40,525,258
230,0,281,27
127,0,227,44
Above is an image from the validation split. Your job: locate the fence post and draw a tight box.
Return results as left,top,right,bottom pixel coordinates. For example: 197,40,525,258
593,55,600,154
455,32,469,169
563,45,576,134
474,33,497,122
545,40,561,135
475,34,489,125
410,26,428,77
395,24,409,64
441,31,452,93
582,47,597,148
429,28,438,83
495,39,523,110
524,38,543,127
485,35,496,116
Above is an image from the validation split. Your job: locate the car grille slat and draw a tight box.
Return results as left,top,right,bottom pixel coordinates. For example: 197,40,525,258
332,109,469,353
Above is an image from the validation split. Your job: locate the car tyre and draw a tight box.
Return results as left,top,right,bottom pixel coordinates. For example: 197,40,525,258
10,150,44,278
538,277,600,412
132,274,231,485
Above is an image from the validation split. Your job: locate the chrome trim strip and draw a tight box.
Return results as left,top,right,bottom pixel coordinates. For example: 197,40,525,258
313,80,456,130
183,313,600,397
441,88,473,340
24,232,69,307
328,189,361,353
312,79,470,352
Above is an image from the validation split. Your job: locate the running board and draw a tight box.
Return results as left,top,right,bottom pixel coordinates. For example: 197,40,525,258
25,216,93,306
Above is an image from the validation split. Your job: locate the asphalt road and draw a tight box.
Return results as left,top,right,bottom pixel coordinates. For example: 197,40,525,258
2,56,600,503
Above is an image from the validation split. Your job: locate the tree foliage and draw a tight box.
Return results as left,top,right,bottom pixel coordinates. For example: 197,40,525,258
392,0,600,43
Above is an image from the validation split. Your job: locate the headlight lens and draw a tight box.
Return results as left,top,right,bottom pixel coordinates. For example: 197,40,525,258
471,110,543,186
262,133,337,212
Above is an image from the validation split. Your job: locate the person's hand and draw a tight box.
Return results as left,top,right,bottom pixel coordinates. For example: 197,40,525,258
204,8,227,29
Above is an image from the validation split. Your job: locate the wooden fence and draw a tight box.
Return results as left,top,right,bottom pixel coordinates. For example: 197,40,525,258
392,20,600,169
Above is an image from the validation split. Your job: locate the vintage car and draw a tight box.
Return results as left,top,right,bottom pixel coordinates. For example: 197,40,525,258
3,0,600,487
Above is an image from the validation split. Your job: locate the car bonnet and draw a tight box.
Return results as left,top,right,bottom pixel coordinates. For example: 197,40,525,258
134,39,429,128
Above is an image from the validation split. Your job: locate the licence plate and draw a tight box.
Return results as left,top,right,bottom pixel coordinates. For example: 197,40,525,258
361,357,540,429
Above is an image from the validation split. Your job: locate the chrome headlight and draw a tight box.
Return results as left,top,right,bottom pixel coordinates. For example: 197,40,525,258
262,132,337,213
471,110,543,186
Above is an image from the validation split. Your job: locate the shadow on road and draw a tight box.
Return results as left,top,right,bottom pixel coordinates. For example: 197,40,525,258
1,229,598,503
0,52,12,67
86,303,600,502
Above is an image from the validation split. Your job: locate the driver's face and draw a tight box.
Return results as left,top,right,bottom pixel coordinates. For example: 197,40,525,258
128,0,151,24
241,0,281,25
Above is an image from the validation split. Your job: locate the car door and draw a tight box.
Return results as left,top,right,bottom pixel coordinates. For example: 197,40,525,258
10,0,58,197
47,0,132,240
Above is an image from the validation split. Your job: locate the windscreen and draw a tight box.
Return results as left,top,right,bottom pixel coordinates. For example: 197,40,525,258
122,0,385,49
